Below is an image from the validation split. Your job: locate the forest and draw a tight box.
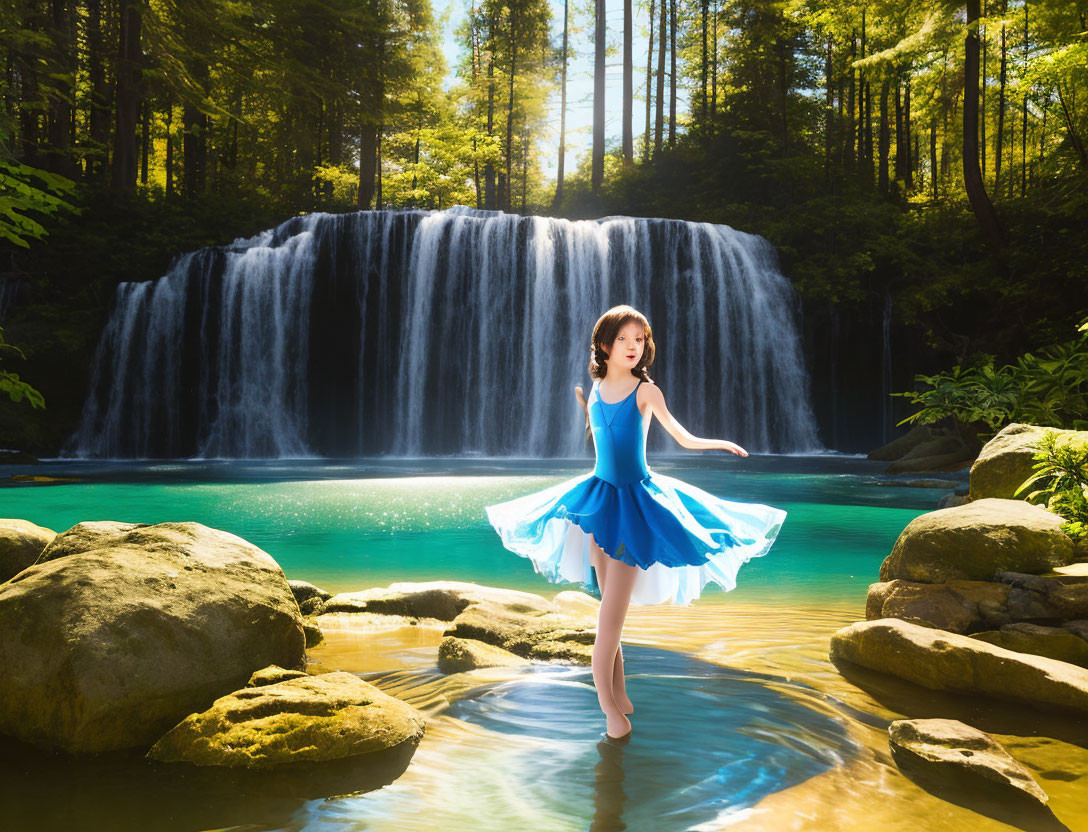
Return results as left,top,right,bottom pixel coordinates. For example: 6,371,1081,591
1,0,1087,452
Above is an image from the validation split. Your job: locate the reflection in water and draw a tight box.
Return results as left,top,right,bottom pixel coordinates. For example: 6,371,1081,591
324,646,859,830
592,738,629,831
0,732,420,832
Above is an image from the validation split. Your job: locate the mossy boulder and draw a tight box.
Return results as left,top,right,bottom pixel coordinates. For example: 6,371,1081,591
437,636,532,673
829,618,1088,714
323,581,555,620
970,623,1088,668
868,425,940,462
289,580,331,616
444,599,595,664
878,498,1075,583
0,518,56,582
0,521,306,754
147,671,425,768
970,423,1088,501
865,579,1011,634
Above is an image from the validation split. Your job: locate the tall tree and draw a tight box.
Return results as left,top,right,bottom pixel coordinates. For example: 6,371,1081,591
592,0,605,191
644,0,655,158
654,0,665,155
110,0,143,193
964,0,1004,246
622,0,633,165
668,0,676,145
555,0,569,204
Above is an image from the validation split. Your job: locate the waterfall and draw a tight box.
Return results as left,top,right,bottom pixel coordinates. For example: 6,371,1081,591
61,206,824,459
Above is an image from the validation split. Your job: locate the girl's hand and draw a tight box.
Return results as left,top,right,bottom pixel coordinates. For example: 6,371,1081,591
574,385,587,409
720,440,748,457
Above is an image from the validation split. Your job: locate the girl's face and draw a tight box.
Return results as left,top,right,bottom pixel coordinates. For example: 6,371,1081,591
605,322,646,369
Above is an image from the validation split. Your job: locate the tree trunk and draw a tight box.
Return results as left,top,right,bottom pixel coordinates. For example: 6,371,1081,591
505,9,519,211
622,0,633,164
701,0,708,122
358,124,378,208
376,120,383,208
140,97,150,185
846,29,855,167
470,5,481,207
655,0,665,155
591,0,604,190
824,36,833,182
86,0,109,181
554,0,569,204
668,0,677,145
110,0,142,193
46,0,77,178
905,73,914,189
644,0,655,158
1020,0,1028,196
711,0,718,115
929,116,937,199
980,1,987,177
964,0,1004,247
878,75,889,194
484,15,496,210
894,71,904,184
995,1,1007,189
165,96,174,197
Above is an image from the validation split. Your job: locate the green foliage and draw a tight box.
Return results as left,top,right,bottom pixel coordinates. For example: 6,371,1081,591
1014,429,1088,542
0,326,45,410
0,158,82,249
891,317,1088,437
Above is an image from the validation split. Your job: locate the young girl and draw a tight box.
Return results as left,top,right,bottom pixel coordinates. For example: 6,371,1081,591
484,305,787,741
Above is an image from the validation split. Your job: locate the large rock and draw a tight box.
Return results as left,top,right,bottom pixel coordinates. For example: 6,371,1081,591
289,580,331,615
995,570,1088,620
866,573,1088,633
970,423,1088,501
148,671,425,768
868,425,940,462
878,498,1075,583
445,599,596,664
0,518,56,582
884,449,975,475
323,581,555,619
971,623,1088,668
888,718,1048,806
865,579,1011,633
0,521,306,754
900,435,971,461
437,636,532,673
829,618,1088,714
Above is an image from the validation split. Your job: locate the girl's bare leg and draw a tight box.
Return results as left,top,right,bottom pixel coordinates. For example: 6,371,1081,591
591,545,638,738
591,538,633,714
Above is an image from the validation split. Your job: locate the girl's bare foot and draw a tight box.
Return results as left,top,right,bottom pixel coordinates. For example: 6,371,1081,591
605,710,632,739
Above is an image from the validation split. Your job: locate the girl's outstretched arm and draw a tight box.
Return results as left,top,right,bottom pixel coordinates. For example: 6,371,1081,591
643,382,748,457
574,385,589,432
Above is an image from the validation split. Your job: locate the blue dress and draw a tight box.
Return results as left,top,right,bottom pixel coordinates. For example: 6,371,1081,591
484,378,787,606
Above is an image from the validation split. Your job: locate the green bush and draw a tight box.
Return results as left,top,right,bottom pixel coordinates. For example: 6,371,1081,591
1014,429,1088,542
0,326,45,410
891,317,1088,443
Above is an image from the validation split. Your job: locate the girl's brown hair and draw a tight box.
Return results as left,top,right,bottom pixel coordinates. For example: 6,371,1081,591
588,305,656,382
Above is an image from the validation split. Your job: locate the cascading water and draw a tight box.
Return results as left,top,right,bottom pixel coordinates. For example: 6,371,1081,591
61,206,824,459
